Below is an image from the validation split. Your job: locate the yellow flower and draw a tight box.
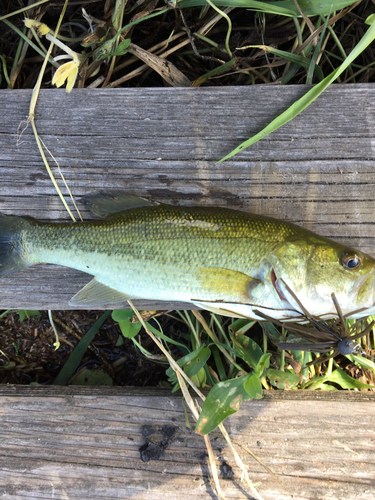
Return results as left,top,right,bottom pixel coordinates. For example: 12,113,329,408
46,34,84,93
25,18,85,93
52,59,80,93
24,18,50,36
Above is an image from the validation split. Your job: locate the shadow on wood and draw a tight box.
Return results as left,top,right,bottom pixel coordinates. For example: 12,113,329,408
0,386,374,499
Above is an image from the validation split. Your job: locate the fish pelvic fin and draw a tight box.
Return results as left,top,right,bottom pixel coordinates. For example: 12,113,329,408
0,214,31,278
191,300,247,318
69,278,134,307
82,191,158,219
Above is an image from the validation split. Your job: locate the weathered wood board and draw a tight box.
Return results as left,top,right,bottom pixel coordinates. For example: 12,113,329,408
0,386,374,500
0,84,375,308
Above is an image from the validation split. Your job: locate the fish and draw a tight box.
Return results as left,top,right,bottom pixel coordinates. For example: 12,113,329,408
1,191,375,321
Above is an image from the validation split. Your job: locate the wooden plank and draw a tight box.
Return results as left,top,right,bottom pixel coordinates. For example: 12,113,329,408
0,386,374,500
1,84,375,308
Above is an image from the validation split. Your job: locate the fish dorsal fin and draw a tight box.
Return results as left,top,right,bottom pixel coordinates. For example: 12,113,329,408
69,278,133,307
83,191,157,218
195,267,261,303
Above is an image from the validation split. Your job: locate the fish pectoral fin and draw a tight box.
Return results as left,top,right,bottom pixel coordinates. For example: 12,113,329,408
196,267,261,304
69,278,133,307
82,191,157,219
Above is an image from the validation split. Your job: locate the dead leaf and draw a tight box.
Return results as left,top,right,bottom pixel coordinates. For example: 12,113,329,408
128,43,191,87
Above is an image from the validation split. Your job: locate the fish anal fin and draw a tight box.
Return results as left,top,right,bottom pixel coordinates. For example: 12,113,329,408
69,278,133,307
83,191,157,219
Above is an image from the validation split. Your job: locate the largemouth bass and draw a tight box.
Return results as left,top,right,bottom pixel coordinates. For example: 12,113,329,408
1,192,375,321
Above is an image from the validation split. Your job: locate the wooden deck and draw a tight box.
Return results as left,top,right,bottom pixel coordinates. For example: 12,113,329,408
0,386,374,500
1,84,375,309
1,85,375,499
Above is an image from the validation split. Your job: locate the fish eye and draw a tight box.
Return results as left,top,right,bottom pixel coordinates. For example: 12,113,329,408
341,252,362,270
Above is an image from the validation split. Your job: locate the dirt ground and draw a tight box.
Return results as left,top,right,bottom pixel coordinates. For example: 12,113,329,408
0,310,175,385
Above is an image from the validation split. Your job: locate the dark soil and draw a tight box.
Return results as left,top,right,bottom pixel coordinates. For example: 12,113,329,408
0,310,176,386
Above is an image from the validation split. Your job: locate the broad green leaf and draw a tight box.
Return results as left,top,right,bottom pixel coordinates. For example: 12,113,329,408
94,38,116,61
328,369,374,390
254,352,271,378
118,320,141,339
113,309,142,339
229,318,257,335
18,310,41,322
70,368,113,386
219,14,375,162
179,346,211,378
113,38,131,56
307,368,374,390
196,373,253,434
348,354,375,373
229,330,263,369
318,383,338,391
54,311,110,386
112,309,134,322
166,345,211,383
243,374,263,399
291,349,305,364
115,335,124,347
267,368,300,390
263,322,282,342
191,367,207,388
112,310,142,339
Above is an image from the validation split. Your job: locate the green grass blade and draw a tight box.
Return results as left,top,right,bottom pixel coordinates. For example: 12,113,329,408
145,321,190,350
306,13,330,85
193,58,236,86
0,0,50,21
211,344,228,380
179,0,357,17
242,45,324,80
219,14,375,162
180,0,295,15
53,311,111,386
2,19,59,68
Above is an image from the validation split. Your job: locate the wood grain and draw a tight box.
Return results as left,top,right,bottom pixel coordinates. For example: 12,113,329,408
0,386,374,500
1,85,375,308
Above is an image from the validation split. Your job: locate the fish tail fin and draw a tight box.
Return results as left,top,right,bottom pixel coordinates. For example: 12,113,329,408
0,215,32,277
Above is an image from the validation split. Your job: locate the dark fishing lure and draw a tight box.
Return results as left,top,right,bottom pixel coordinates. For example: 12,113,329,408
255,280,372,366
